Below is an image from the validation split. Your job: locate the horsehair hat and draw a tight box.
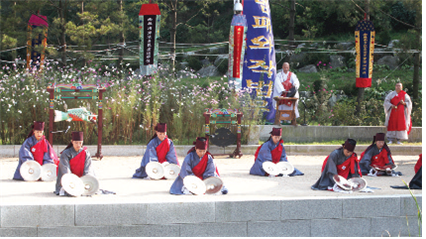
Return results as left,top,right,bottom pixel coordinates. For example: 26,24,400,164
71,131,84,141
194,137,208,150
374,133,385,142
33,121,45,131
155,123,167,132
342,138,357,152
269,127,282,136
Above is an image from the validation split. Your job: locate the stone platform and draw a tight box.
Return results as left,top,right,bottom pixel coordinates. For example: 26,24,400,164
0,155,422,237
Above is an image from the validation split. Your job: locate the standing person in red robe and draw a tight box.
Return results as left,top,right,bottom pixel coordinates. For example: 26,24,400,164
55,131,95,195
359,133,399,176
311,139,361,191
169,137,227,195
384,82,412,144
13,121,59,180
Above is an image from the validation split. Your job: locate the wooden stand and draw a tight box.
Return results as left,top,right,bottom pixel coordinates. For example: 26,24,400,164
273,96,298,126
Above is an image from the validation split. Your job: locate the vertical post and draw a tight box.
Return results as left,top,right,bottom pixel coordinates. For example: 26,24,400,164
203,109,210,151
47,87,54,145
235,110,242,158
96,88,106,159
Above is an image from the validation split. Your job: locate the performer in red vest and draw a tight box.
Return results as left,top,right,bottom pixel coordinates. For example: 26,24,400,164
170,137,227,195
311,139,361,191
13,121,59,180
55,131,94,195
384,82,412,145
359,133,400,176
133,123,179,179
249,127,303,176
273,62,300,122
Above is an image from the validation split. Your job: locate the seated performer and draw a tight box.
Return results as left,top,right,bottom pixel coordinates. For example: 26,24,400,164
133,123,179,179
55,131,95,195
249,127,303,176
391,154,421,190
359,133,397,176
311,139,361,191
170,137,227,195
13,121,59,180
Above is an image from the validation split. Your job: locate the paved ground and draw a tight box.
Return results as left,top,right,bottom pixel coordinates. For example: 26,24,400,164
0,155,420,205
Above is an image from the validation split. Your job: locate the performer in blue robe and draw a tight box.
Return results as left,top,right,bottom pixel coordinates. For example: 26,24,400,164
359,133,397,176
250,128,303,177
13,121,58,180
170,137,227,195
133,123,179,179
55,131,94,195
311,139,361,191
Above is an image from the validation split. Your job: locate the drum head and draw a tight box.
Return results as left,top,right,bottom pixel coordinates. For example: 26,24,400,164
276,161,294,175
161,161,170,167
41,164,57,181
204,177,223,194
80,175,100,196
164,164,180,180
183,175,206,195
61,173,84,197
20,161,42,181
146,162,165,180
348,177,367,191
333,175,352,191
262,161,279,176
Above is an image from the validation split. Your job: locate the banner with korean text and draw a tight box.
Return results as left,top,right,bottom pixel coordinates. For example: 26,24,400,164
242,0,276,122
355,20,375,88
139,4,161,76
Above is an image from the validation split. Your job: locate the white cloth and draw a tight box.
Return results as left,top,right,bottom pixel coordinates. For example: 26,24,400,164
383,91,412,140
273,70,300,118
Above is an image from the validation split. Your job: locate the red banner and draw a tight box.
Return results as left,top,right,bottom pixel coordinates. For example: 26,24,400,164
233,26,244,78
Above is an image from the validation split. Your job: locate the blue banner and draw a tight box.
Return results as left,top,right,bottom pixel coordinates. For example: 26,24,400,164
242,0,276,122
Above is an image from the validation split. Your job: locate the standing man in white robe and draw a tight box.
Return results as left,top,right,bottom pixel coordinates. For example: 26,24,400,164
273,62,300,121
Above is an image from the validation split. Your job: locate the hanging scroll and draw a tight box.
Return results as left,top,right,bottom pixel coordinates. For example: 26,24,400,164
139,3,161,76
228,13,247,89
355,19,375,88
26,14,48,69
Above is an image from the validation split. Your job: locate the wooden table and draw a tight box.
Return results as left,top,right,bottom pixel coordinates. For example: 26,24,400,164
273,96,298,126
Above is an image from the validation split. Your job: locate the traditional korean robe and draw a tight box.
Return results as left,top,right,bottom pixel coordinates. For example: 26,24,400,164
133,136,179,179
170,150,224,195
249,138,303,176
273,70,300,118
55,146,94,195
311,148,361,190
384,90,412,140
13,135,58,180
359,144,395,175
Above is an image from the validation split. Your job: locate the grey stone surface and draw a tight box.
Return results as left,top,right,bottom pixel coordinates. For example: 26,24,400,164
311,218,371,237
400,195,422,216
1,205,74,228
247,125,260,145
335,42,354,50
215,200,281,222
75,203,147,226
281,199,342,220
289,52,307,67
38,226,110,237
180,222,247,237
146,202,215,224
101,146,145,156
0,227,38,237
388,39,400,48
330,55,346,68
376,55,399,69
371,216,421,237
214,55,228,66
108,224,180,237
297,64,317,73
248,220,311,237
197,65,220,77
343,197,400,218
0,145,15,157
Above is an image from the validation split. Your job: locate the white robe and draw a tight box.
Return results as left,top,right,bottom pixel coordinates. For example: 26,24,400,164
383,91,412,140
273,70,300,118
